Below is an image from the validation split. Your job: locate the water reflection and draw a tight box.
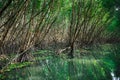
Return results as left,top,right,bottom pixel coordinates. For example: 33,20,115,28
2,44,120,80
110,44,120,80
111,72,120,80
2,68,29,80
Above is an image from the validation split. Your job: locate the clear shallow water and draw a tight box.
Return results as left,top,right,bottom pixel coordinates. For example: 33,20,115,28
1,44,120,80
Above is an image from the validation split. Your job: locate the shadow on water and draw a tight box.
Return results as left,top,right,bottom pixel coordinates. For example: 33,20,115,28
1,44,120,80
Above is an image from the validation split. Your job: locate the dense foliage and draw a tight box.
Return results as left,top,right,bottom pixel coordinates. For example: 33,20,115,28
0,1,120,78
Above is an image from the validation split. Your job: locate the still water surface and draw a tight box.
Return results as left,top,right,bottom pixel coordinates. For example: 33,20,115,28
2,44,120,80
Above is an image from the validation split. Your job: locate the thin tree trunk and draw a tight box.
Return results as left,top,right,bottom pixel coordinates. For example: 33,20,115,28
0,0,12,17
68,42,74,59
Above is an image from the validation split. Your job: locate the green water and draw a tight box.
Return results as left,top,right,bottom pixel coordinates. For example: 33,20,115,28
1,44,120,80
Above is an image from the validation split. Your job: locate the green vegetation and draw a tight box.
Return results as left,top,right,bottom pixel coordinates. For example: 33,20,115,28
0,0,120,80
1,45,120,80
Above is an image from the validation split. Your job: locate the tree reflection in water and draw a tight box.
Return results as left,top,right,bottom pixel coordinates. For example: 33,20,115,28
3,44,120,80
